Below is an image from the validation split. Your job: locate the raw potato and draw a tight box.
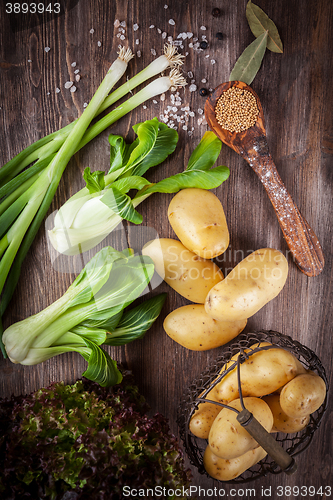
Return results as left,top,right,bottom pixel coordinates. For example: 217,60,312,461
205,248,288,321
189,388,222,439
168,188,229,259
203,444,267,481
263,394,310,433
163,304,247,350
214,345,306,404
280,373,326,418
208,397,273,459
142,238,223,303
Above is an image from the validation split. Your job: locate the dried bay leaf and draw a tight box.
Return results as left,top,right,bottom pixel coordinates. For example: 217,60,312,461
229,31,268,84
246,1,283,53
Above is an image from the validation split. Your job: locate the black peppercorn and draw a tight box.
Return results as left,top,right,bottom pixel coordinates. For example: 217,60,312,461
200,40,208,50
212,8,221,17
216,32,223,40
199,88,208,97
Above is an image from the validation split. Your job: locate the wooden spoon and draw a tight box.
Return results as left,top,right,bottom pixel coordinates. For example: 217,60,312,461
204,80,324,277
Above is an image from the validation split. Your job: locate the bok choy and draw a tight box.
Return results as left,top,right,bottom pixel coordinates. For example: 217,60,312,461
2,246,166,386
49,121,230,255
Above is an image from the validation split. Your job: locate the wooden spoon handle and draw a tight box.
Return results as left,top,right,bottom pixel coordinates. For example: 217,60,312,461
244,137,324,277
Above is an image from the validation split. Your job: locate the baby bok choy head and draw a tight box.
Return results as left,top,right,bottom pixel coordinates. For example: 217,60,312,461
48,119,230,256
2,247,165,386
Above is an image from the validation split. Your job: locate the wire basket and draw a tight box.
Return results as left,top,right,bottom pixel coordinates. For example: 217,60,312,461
177,330,329,483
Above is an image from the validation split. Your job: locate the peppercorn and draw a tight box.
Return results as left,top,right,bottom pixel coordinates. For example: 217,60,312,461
200,40,208,50
199,88,208,97
216,32,223,40
212,8,221,17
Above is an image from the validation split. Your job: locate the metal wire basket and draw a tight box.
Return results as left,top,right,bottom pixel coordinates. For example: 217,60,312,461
177,330,329,483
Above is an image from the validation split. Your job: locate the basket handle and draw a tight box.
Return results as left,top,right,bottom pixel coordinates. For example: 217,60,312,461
237,409,297,475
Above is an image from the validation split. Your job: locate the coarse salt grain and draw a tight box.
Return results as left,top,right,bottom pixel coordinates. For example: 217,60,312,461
133,23,139,31
211,59,216,64
167,36,173,43
164,4,168,8
182,125,188,130
120,35,125,40
160,93,166,101
90,28,95,33
64,81,73,89
188,43,193,48
187,32,193,38
201,78,207,83
97,41,102,46
44,47,50,52
197,108,203,114
120,21,126,27
143,105,147,109
153,100,158,104
71,62,76,67
151,48,156,55
83,102,88,108
137,50,141,57
200,26,207,30
189,84,197,92
162,32,167,39
149,24,154,28
75,74,80,82
74,69,80,74
113,20,119,28
55,87,60,93
28,59,32,62
168,19,175,25
187,71,193,78
135,39,140,45
70,86,76,93
205,54,210,58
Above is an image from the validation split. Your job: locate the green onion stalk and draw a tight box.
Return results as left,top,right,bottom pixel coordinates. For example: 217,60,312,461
0,45,186,355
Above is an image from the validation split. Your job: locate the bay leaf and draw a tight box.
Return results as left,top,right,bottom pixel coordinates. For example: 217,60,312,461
246,1,283,53
229,31,268,84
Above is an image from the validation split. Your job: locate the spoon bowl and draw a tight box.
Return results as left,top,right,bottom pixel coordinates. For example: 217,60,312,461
205,81,324,277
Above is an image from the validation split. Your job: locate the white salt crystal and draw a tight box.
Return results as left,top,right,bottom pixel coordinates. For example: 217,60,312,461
83,102,88,108
149,24,155,28
64,81,73,89
137,50,141,57
201,78,207,83
135,39,139,45
164,4,168,8
44,47,50,52
187,71,193,78
197,108,203,114
113,20,119,28
167,36,173,42
153,100,158,104
187,32,193,38
182,125,188,130
189,84,197,92
119,35,125,40
168,19,175,25
70,85,76,93
205,54,210,58
98,41,102,46
160,93,166,101
120,21,126,27
133,23,139,31
162,32,167,39
28,59,32,62
211,59,216,64
75,74,80,82
172,106,177,112
71,62,76,67
55,87,60,93
188,43,193,48
90,28,95,33
74,69,80,74
143,105,147,109
200,26,207,30
157,28,162,34
189,111,195,117
151,48,156,55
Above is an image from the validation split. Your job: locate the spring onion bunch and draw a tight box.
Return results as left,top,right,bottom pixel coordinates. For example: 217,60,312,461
2,246,166,386
0,45,185,354
49,123,231,255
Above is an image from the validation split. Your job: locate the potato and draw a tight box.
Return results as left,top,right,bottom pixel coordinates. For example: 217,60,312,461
205,248,288,321
214,345,306,404
203,444,267,481
168,188,229,259
280,373,326,418
263,394,310,433
163,304,247,351
142,238,223,303
208,397,273,459
189,389,222,439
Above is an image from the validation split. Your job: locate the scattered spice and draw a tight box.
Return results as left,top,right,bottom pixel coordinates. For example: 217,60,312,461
200,41,208,49
215,87,259,133
212,8,221,17
216,32,223,40
199,88,208,96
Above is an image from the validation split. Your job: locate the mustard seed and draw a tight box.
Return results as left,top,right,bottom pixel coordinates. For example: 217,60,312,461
215,87,259,133
199,88,208,96
212,8,221,17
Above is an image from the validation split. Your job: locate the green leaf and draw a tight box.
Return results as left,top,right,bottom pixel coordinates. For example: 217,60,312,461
186,132,222,171
108,135,135,174
246,1,283,53
80,338,122,387
80,308,124,331
69,326,107,345
68,247,126,308
83,167,105,194
111,176,151,194
139,165,230,196
123,118,178,177
100,187,143,224
229,31,268,84
104,293,167,346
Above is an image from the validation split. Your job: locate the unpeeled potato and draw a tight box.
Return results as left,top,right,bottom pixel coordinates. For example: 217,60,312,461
263,394,310,433
168,188,229,259
203,444,267,481
163,304,247,351
208,397,273,459
280,373,326,418
142,238,223,303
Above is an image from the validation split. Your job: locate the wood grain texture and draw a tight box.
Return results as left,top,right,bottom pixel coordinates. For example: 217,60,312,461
0,0,332,495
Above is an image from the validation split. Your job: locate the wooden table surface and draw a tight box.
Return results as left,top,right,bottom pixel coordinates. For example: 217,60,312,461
0,0,332,497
